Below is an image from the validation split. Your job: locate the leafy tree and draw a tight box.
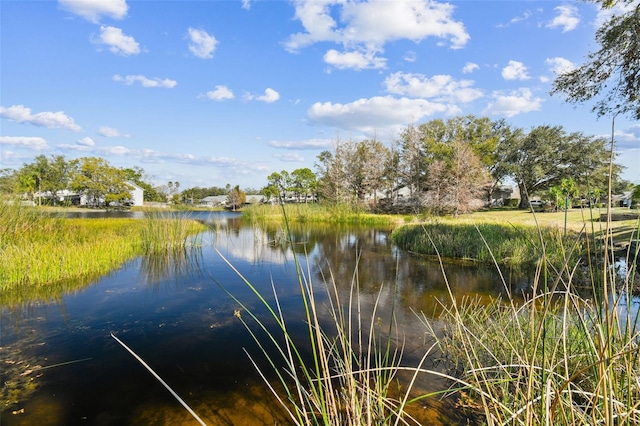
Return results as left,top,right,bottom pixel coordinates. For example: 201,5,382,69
495,125,616,207
398,116,503,200
0,168,17,195
264,171,290,202
315,149,347,203
632,185,640,206
397,124,428,197
14,155,71,205
291,168,317,202
360,140,393,205
315,139,393,205
69,157,132,206
226,185,246,210
552,0,640,119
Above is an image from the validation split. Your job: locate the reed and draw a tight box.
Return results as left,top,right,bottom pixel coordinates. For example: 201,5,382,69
242,203,402,227
139,209,206,253
416,206,640,425
0,203,207,305
218,206,452,425
391,221,582,269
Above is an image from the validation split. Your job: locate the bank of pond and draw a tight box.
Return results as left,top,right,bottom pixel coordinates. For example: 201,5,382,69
1,203,639,425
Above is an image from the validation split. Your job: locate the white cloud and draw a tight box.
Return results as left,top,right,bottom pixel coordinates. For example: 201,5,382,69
204,85,234,101
246,88,280,103
274,152,305,162
323,49,386,70
187,28,218,59
93,26,140,56
284,0,469,66
594,1,638,28
545,57,576,76
268,138,333,150
0,136,49,150
0,104,81,131
113,74,177,88
502,60,530,80
384,72,483,103
59,0,128,23
77,136,95,146
99,145,132,155
403,51,416,63
547,5,580,32
308,95,456,133
241,0,251,10
98,126,129,137
462,62,479,74
483,88,543,117
614,124,640,150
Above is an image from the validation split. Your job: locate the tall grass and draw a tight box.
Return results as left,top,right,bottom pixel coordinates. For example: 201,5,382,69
139,209,206,253
391,221,582,270
218,207,452,425
243,203,403,227
232,193,640,425
417,206,640,425
0,203,206,306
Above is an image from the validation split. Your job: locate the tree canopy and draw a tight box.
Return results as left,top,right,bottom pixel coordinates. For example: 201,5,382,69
552,0,640,119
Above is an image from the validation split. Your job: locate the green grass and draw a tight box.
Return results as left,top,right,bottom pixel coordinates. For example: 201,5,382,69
242,203,405,227
0,202,207,306
391,221,581,269
230,199,639,425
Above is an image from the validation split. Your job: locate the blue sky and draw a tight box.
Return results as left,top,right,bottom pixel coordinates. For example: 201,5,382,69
1,0,638,190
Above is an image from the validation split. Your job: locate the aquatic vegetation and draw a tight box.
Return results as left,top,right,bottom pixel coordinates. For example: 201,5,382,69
0,202,206,305
416,204,640,425
391,221,581,269
242,203,402,227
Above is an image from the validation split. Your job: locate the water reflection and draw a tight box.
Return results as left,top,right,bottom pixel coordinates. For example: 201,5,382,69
0,215,598,425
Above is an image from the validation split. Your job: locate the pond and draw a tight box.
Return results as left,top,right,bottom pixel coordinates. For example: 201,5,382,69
0,211,565,425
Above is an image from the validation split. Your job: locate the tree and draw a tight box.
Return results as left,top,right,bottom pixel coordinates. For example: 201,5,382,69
122,167,163,202
69,157,132,207
423,141,490,215
398,116,503,201
0,168,17,195
14,155,71,205
315,139,392,206
495,125,616,207
632,185,640,207
291,168,317,202
264,171,291,202
226,185,246,211
552,0,640,119
315,149,347,203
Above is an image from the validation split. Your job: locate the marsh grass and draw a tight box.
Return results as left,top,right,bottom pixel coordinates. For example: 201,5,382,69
0,203,206,305
391,221,580,270
418,206,640,425
139,209,206,253
218,207,453,425
243,203,403,227
228,199,640,425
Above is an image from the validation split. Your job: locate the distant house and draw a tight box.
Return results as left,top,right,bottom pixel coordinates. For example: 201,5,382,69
490,185,520,206
199,195,228,207
610,191,634,208
127,182,144,206
200,194,266,208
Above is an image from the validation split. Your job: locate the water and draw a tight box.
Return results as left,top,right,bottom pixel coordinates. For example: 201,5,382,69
0,212,561,425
